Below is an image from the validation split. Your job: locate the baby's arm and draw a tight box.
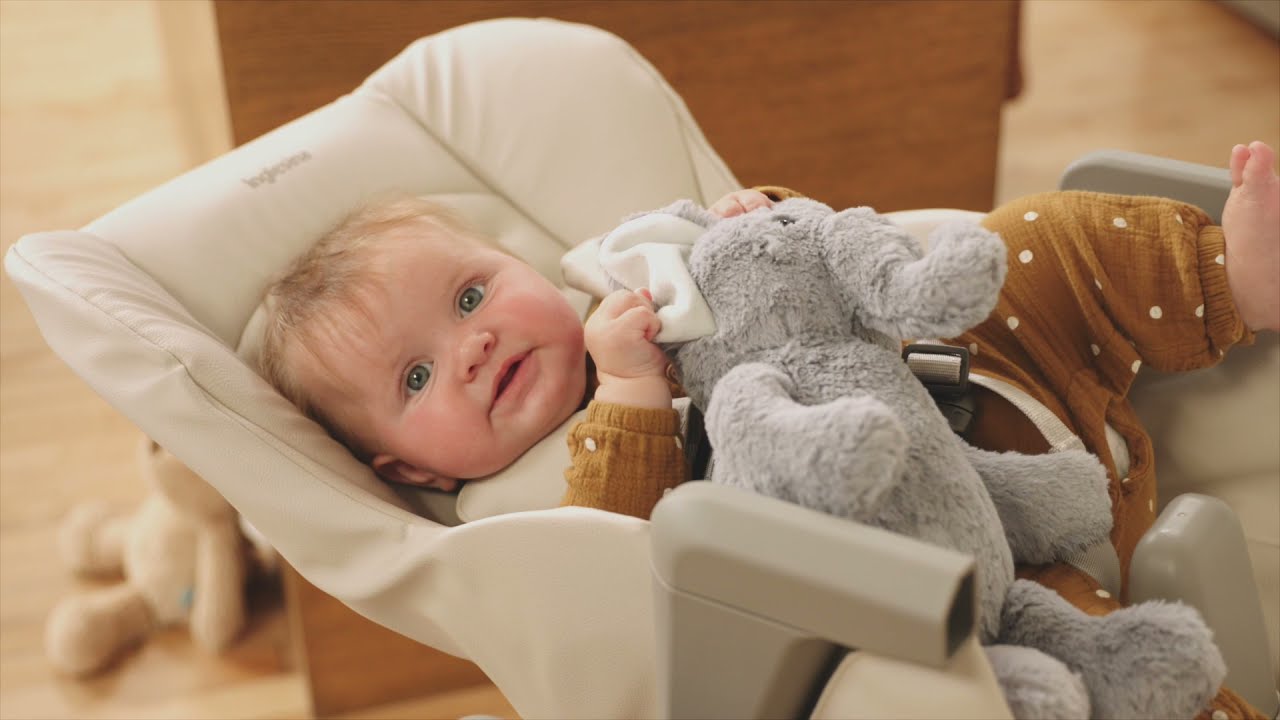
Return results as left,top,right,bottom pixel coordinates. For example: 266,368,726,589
562,402,687,520
561,288,686,519
558,189,785,518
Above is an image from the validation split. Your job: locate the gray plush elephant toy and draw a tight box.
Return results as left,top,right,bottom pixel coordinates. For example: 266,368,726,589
627,197,1226,720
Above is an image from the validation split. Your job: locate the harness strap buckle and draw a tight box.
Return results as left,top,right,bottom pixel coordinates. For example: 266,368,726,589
902,343,975,435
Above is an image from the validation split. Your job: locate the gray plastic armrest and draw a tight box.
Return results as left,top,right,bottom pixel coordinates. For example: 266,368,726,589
1059,150,1232,222
1131,493,1279,717
650,482,976,720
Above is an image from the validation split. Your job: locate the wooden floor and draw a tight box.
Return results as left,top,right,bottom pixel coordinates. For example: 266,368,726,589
0,1,1275,719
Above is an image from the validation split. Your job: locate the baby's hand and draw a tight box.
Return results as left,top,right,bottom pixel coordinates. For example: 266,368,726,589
586,289,672,409
709,189,774,218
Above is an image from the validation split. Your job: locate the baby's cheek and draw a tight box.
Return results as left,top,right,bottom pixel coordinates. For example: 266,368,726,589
449,432,513,478
519,293,580,334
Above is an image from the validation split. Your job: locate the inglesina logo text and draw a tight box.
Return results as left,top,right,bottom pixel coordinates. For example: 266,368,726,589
242,151,313,188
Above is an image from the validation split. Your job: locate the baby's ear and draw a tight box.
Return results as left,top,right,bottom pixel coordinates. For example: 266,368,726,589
371,455,459,492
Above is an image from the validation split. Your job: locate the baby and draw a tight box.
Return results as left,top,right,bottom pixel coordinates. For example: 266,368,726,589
260,142,1278,512
257,188,761,504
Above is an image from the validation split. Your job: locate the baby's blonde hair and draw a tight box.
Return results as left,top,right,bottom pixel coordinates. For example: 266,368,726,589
258,195,486,457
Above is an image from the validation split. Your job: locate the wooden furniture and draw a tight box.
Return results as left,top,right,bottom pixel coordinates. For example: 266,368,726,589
215,0,1021,213
213,2,1021,716
281,563,498,717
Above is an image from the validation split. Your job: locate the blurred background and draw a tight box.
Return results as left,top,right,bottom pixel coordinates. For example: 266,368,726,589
1,1,1276,718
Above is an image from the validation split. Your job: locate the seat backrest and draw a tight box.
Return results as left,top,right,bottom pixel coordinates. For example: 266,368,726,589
5,19,741,718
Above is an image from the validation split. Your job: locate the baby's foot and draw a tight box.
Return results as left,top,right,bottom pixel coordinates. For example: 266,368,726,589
1222,141,1280,332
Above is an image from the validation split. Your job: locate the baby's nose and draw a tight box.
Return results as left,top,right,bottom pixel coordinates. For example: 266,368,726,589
458,330,496,382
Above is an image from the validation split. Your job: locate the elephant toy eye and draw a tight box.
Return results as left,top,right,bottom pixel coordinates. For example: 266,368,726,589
774,215,795,226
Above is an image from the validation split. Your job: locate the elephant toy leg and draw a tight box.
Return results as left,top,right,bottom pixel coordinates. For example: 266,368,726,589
706,362,906,519
998,579,1225,720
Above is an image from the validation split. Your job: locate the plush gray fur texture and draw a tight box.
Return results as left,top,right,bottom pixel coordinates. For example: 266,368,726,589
633,197,1226,719
983,644,1089,720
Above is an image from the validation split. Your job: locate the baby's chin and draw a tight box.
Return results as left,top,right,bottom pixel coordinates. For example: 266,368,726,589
466,408,582,480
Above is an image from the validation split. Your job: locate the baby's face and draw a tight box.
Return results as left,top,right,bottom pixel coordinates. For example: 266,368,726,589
310,234,587,489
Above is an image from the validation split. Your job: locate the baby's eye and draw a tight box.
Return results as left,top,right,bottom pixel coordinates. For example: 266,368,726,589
458,284,485,316
774,215,796,226
405,363,433,395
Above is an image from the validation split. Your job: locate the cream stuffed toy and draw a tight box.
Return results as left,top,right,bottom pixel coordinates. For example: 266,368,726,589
45,437,248,676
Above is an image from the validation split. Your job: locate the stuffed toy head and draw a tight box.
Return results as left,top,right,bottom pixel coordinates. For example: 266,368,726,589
45,437,249,676
586,196,1227,719
647,197,1004,408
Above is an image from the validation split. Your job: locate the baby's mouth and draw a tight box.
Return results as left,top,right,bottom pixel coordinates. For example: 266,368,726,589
493,352,529,406
497,361,520,397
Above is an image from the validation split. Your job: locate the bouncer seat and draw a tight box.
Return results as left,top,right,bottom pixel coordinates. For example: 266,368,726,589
7,18,1277,719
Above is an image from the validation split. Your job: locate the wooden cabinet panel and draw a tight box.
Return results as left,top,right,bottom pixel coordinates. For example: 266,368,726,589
283,563,496,717
214,0,1020,212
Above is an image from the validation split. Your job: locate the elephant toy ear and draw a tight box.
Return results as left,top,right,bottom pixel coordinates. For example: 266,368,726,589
562,202,720,343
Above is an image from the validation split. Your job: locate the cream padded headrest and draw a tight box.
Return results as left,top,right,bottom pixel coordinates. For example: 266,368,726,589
83,19,737,351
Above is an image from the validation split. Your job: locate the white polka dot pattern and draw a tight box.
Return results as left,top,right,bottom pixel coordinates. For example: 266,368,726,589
1090,343,1100,356
1007,316,1020,330
1195,304,1204,318
1113,217,1128,229
1024,211,1039,222
1215,254,1225,265
1095,588,1111,599
1131,359,1142,373
584,437,597,452
1018,249,1034,264
1149,306,1162,319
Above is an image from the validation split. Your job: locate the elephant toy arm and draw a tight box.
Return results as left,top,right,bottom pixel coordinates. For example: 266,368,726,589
963,444,1113,565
